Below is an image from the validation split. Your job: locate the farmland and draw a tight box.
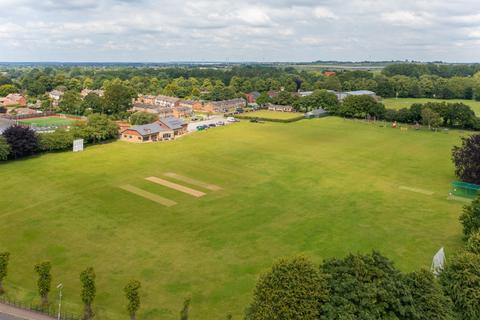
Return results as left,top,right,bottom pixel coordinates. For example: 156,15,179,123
0,117,467,319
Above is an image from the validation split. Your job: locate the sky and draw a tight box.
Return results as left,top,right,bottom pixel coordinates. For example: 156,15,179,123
0,0,480,62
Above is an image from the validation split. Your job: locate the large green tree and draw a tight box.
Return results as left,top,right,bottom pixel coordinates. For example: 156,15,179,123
59,91,83,114
338,95,385,118
459,196,480,238
452,134,480,185
72,114,118,144
246,256,326,320
103,83,135,115
129,112,158,125
320,251,414,319
2,125,38,159
440,252,480,319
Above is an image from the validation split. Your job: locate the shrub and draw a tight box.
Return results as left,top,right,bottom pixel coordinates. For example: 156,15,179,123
466,231,480,254
0,136,10,160
38,129,73,152
459,197,480,238
72,114,118,144
440,252,480,319
2,125,38,159
34,261,52,307
452,134,480,185
124,280,141,320
80,267,96,320
246,256,325,320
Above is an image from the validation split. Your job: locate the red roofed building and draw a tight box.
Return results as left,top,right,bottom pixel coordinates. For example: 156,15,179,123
0,93,27,107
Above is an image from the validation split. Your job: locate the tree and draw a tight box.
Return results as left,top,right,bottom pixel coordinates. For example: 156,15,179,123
103,82,135,115
124,280,141,320
72,114,118,144
466,231,480,254
272,90,296,105
404,270,455,320
180,298,190,320
2,125,38,159
440,252,480,319
0,252,10,294
294,90,338,112
129,112,158,125
452,134,480,184
80,267,96,320
0,84,17,96
81,92,104,114
0,136,10,160
246,256,325,320
338,95,385,118
459,196,480,238
255,93,271,106
59,91,83,115
421,108,442,129
34,261,52,307
320,251,414,319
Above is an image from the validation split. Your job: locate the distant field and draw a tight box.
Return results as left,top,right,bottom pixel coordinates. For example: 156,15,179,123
383,98,480,115
240,110,303,121
18,116,77,127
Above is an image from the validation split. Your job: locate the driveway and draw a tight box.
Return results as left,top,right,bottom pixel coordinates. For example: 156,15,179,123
187,115,236,132
0,118,13,133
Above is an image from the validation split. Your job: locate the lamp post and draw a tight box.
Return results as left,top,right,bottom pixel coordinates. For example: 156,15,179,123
57,283,63,320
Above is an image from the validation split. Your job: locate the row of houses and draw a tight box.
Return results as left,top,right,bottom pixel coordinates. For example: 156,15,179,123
48,88,105,107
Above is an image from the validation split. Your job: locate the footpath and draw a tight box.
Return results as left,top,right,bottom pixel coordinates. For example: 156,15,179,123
0,303,54,320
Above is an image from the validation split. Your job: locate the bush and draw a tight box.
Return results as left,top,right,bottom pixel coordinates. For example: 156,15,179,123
466,231,480,254
452,134,480,185
2,125,38,159
129,112,158,125
0,136,10,160
246,256,325,320
39,129,73,152
320,251,414,319
440,252,480,319
459,196,480,238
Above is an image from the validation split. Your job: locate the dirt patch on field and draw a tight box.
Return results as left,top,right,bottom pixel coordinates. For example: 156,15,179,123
119,184,177,207
146,177,206,197
399,186,434,196
163,172,222,191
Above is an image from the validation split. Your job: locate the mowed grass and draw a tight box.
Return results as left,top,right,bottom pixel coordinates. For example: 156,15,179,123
0,118,467,319
383,98,480,115
241,110,303,120
18,116,77,127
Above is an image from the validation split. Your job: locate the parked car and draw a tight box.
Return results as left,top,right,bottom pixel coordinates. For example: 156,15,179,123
208,123,216,128
226,117,237,123
250,118,259,123
196,125,208,131
236,108,244,113
216,121,225,126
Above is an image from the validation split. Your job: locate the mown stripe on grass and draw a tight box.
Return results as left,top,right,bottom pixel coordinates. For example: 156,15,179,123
399,186,434,196
146,177,206,197
163,172,222,191
119,184,177,207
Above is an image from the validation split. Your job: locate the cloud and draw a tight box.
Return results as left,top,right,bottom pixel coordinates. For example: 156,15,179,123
0,0,479,62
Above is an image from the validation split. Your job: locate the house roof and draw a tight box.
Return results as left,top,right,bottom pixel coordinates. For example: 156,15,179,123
248,91,261,98
159,117,185,130
345,90,376,95
125,123,168,136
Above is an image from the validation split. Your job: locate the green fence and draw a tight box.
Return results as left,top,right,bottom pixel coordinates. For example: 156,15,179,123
451,181,480,199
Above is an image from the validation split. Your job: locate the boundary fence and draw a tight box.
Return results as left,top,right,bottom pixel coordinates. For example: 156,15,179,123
0,296,80,320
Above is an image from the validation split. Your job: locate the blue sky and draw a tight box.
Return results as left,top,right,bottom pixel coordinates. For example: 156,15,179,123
0,0,479,62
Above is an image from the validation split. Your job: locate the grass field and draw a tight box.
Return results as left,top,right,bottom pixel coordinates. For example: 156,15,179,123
240,110,303,120
0,117,468,319
383,98,480,115
18,116,77,127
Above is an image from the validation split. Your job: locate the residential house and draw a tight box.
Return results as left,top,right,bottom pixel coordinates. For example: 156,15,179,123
131,103,173,118
48,90,64,107
120,123,174,143
135,95,157,105
245,91,261,103
203,98,245,113
0,93,27,107
267,104,294,112
173,106,193,118
7,107,38,115
81,89,104,98
154,95,181,108
158,117,188,136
